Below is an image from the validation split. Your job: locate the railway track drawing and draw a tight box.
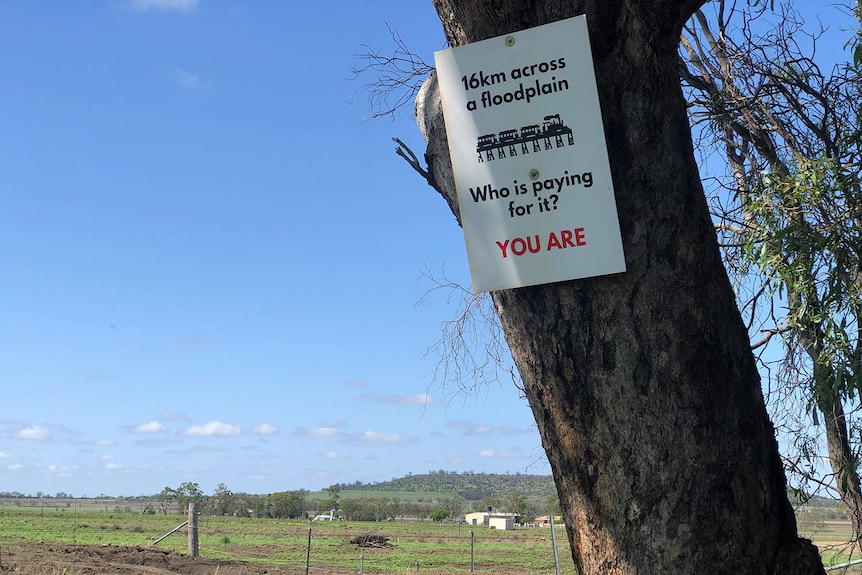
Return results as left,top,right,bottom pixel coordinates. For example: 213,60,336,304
476,113,575,163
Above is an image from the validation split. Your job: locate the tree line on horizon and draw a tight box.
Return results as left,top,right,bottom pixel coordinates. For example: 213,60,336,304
149,474,561,521
0,472,561,523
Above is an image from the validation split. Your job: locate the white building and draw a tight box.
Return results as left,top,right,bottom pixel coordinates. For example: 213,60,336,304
488,515,515,530
464,511,520,530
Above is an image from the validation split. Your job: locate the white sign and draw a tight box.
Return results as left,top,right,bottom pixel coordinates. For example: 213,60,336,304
434,15,626,293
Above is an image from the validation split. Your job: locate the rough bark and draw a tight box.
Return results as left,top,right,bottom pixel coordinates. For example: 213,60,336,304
819,388,862,537
417,1,825,574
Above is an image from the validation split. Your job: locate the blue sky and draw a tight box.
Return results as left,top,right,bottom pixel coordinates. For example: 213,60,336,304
0,0,545,497
1,1,856,499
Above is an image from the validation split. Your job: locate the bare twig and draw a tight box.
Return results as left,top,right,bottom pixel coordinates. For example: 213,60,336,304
349,22,436,120
393,137,429,180
751,326,794,350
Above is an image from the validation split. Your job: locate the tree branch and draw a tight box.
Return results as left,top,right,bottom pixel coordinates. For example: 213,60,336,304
393,137,429,181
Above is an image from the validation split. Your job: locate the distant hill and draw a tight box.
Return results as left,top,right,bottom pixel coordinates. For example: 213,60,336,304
336,471,556,501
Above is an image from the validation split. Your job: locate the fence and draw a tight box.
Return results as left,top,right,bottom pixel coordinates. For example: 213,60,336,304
0,505,576,575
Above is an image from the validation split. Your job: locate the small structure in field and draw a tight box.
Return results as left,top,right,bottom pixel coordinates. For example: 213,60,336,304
464,511,520,530
312,509,337,521
489,515,515,530
534,515,564,528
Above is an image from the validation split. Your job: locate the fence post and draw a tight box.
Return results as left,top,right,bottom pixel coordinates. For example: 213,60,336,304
188,502,199,558
470,530,474,573
305,527,312,575
550,515,560,575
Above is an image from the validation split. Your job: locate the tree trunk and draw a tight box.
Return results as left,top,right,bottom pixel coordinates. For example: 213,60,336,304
417,1,825,573
819,387,862,538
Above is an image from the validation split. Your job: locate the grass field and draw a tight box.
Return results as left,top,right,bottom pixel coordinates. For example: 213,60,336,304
798,520,862,572
0,506,577,574
1,505,860,573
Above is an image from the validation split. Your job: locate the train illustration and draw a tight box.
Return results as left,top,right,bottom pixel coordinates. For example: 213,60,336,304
476,114,573,155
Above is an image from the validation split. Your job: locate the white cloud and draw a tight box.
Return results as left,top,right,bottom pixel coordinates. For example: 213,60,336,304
296,426,338,437
306,426,339,437
132,420,167,433
131,0,198,12
47,465,71,476
323,451,340,459
181,421,241,437
105,462,124,470
341,430,407,446
293,421,347,438
252,423,278,436
498,425,530,435
361,392,437,406
96,439,116,446
9,464,23,471
0,451,8,458
14,425,50,440
447,421,494,435
479,449,517,459
100,455,115,461
174,69,202,90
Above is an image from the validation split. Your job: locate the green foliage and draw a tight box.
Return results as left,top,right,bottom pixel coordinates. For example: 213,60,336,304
2,474,555,527
175,482,204,514
852,1,862,67
157,487,176,516
334,471,556,501
211,483,234,516
682,1,862,514
338,496,412,521
543,494,561,516
479,496,502,513
502,492,530,517
318,483,341,515
746,158,862,403
429,509,449,522
265,490,308,519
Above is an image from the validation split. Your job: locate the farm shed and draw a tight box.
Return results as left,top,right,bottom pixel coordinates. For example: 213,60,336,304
465,511,486,525
488,516,515,530
464,512,520,528
534,515,564,528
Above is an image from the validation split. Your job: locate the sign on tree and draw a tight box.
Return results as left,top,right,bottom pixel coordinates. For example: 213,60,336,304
435,15,626,292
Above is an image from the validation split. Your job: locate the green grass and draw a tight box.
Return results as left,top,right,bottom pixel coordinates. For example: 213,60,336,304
802,520,862,573
3,506,857,572
0,507,577,574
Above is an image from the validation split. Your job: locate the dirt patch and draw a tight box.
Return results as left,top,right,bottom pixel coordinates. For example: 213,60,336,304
0,541,294,575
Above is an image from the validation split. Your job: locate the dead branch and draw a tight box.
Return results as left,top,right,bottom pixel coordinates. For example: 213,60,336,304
349,22,436,120
393,137,429,181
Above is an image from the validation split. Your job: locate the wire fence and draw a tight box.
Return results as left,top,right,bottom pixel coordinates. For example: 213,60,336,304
0,506,576,575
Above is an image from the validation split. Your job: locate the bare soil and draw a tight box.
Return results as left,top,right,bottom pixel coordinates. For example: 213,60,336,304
0,542,297,575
